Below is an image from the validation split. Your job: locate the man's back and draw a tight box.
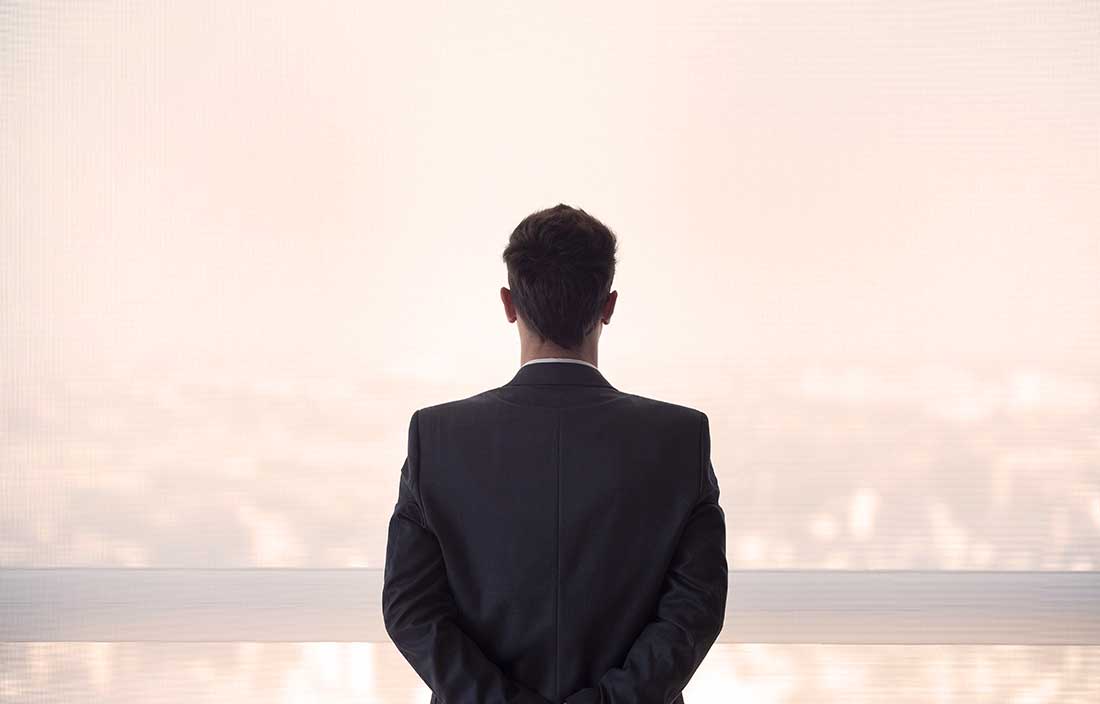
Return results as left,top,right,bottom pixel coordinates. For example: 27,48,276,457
382,360,728,704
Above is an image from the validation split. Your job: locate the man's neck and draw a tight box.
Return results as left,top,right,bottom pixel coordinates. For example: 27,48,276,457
520,347,598,368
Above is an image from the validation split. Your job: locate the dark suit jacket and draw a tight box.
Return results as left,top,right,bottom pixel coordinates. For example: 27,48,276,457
382,360,728,704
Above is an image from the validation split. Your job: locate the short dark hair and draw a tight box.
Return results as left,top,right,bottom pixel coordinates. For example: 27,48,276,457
502,204,618,350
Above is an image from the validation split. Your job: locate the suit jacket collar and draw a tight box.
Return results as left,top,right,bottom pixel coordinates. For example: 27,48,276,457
504,360,615,389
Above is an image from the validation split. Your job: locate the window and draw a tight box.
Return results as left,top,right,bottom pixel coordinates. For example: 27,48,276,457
3,1,1097,701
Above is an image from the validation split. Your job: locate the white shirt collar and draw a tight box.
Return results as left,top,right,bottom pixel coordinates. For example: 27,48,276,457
520,357,600,371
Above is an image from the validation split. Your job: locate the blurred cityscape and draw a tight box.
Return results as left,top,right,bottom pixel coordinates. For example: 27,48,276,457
2,361,1096,570
0,643,1097,703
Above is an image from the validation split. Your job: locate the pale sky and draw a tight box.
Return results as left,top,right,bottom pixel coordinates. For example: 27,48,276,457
2,0,1097,388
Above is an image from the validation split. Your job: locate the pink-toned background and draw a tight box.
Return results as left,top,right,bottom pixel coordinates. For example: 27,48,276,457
2,1,1097,701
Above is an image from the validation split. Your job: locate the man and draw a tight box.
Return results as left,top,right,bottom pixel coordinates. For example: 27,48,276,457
382,204,728,704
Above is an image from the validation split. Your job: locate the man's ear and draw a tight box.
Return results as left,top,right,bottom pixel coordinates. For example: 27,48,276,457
602,290,618,324
500,287,517,323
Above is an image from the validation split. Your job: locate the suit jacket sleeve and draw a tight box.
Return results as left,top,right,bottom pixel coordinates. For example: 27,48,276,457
382,410,554,704
564,412,729,704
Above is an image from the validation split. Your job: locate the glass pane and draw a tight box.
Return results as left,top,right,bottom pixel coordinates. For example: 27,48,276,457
3,1,1097,568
